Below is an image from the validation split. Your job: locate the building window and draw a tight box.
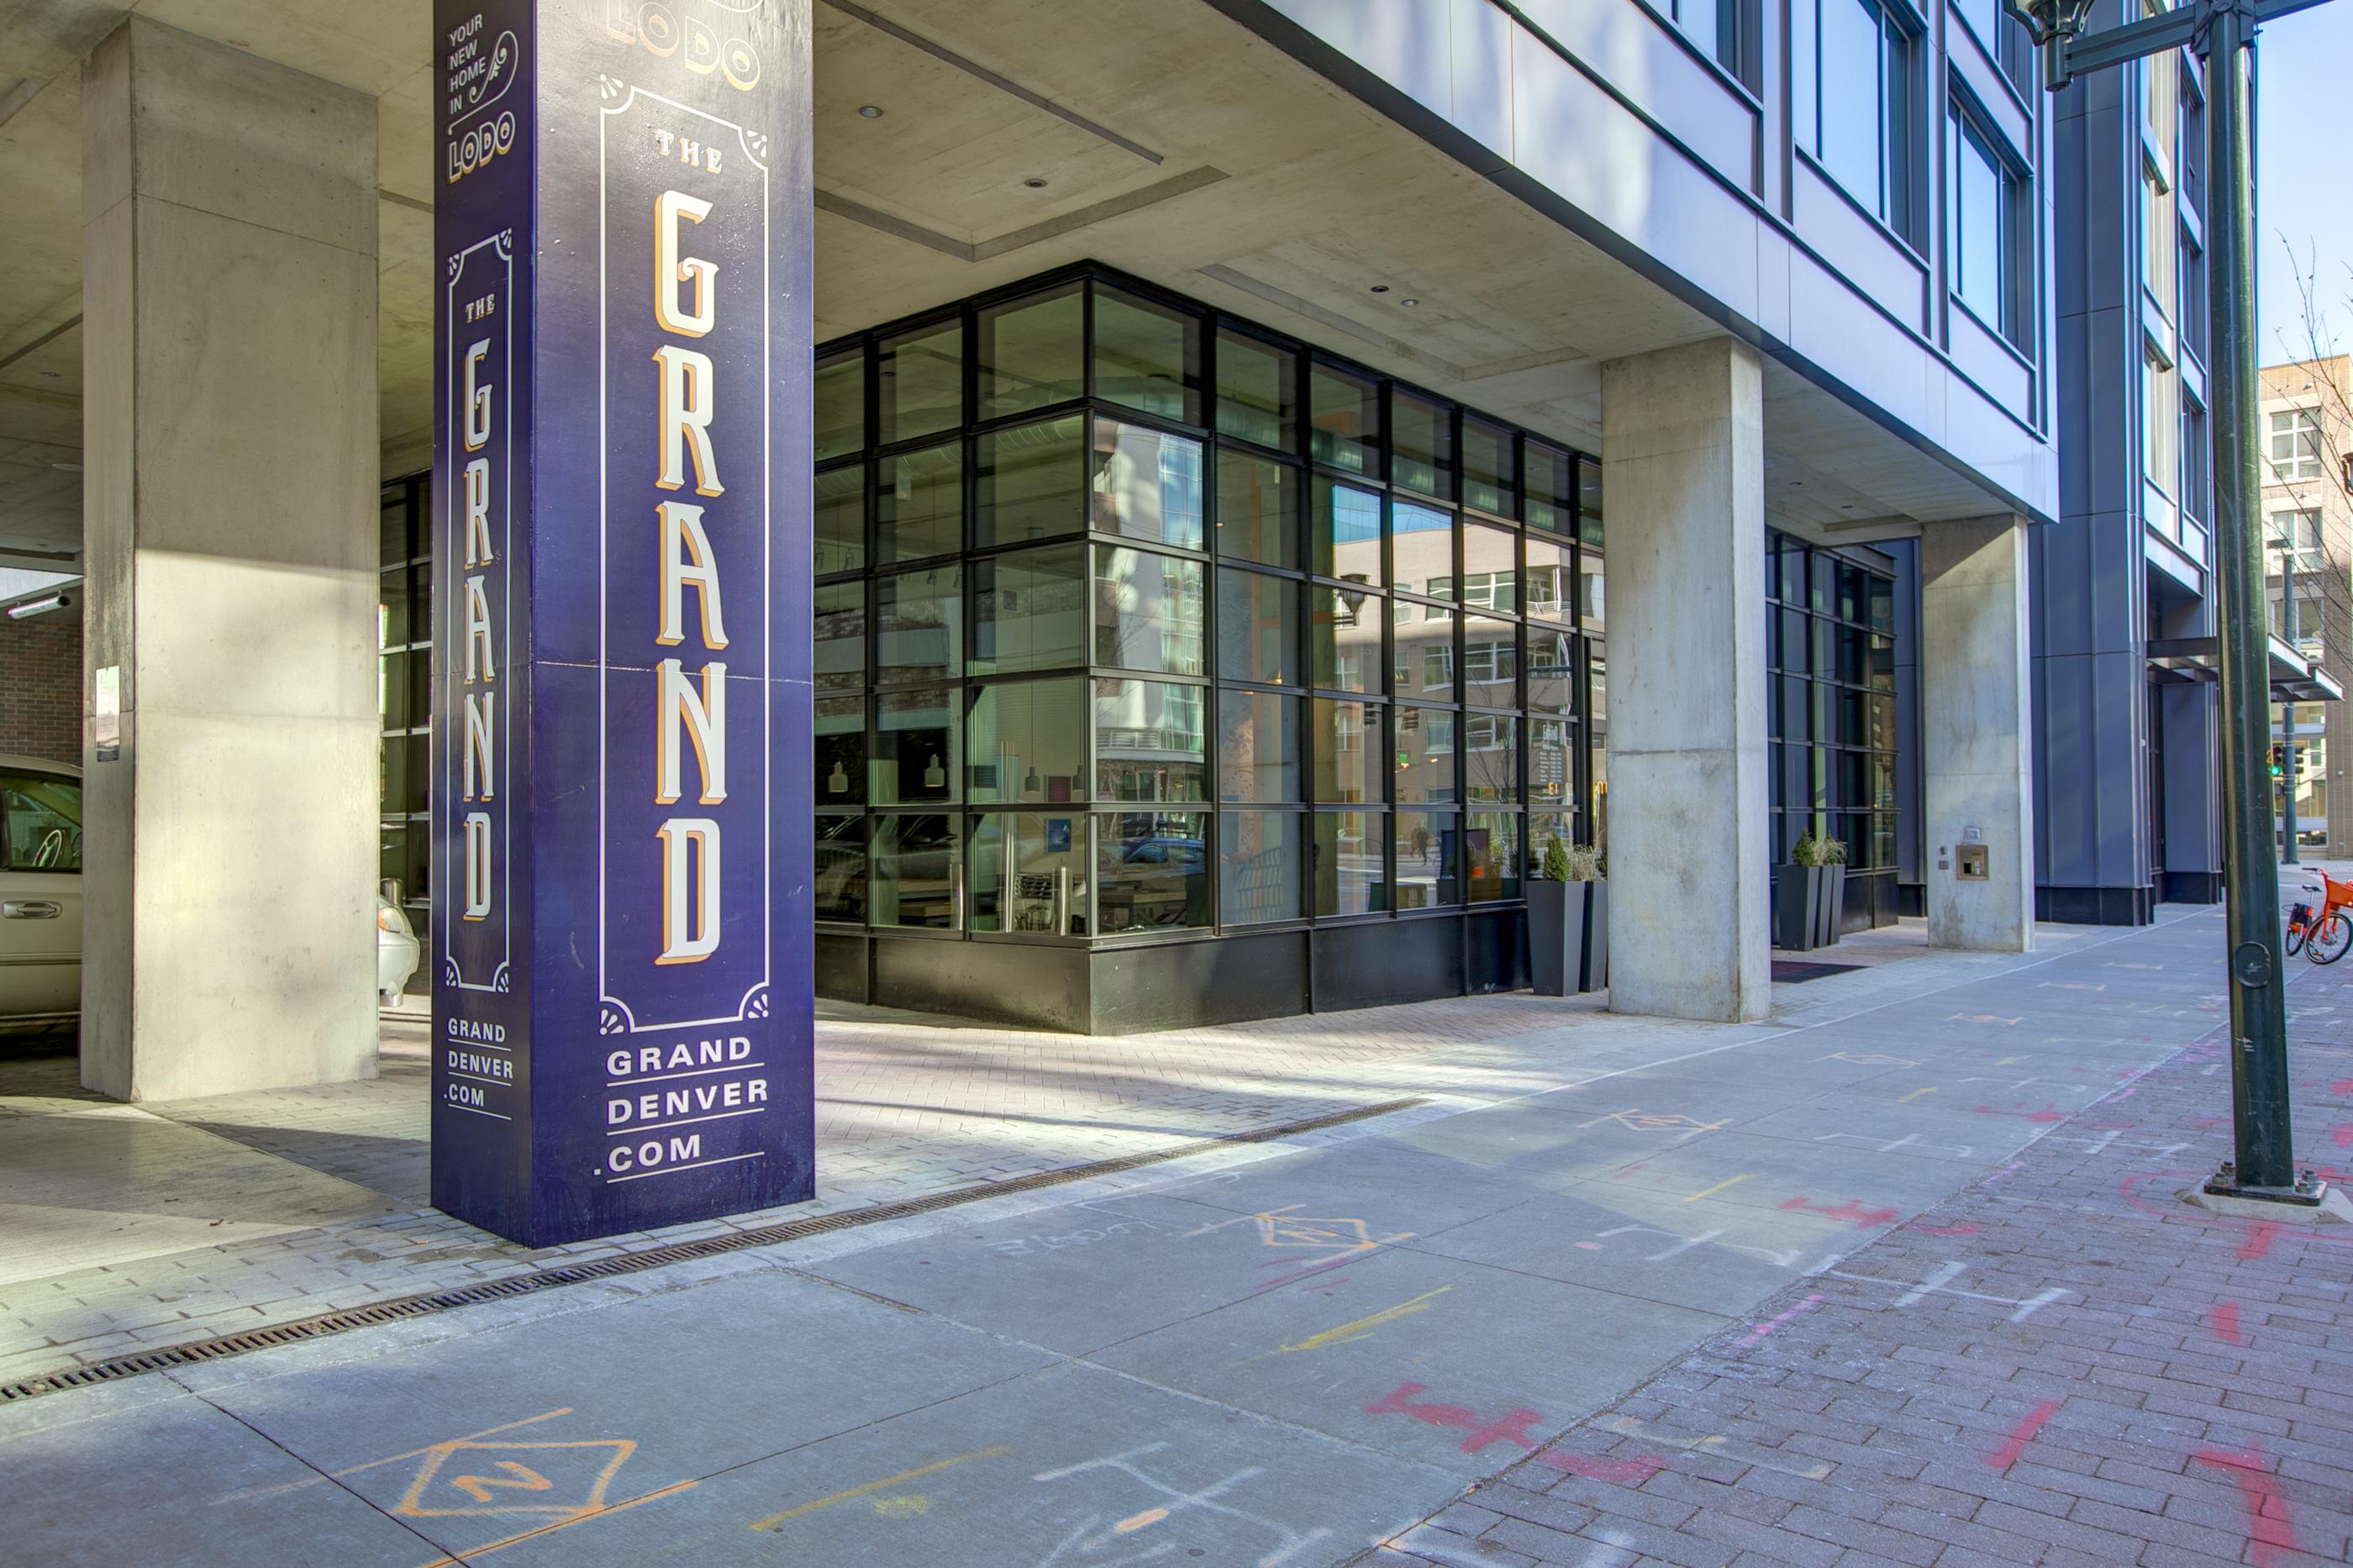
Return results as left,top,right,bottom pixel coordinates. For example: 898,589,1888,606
1795,0,1919,239
2144,345,2180,501
1946,104,2029,350
2270,508,2324,573
2269,408,2323,481
1669,0,1756,87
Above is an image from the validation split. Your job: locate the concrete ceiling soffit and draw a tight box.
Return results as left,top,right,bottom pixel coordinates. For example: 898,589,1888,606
812,0,1225,261
0,1,128,104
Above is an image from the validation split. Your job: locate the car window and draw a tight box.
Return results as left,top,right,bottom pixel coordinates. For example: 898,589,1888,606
2,771,82,873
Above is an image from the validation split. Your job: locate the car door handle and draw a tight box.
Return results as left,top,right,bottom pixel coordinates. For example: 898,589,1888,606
3,901,61,919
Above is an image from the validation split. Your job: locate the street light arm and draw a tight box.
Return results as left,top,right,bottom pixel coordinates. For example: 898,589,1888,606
2008,0,2335,85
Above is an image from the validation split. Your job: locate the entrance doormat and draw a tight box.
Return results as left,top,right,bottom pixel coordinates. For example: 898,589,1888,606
1771,960,1865,983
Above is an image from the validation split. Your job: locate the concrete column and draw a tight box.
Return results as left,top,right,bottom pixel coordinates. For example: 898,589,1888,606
1922,517,2036,951
81,19,379,1100
1602,338,1771,1023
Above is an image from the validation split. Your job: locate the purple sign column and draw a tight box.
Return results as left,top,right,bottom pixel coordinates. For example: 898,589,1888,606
431,0,813,1247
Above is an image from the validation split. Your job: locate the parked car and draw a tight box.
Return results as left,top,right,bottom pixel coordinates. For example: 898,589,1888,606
378,892,421,1007
0,755,82,1031
0,755,428,1023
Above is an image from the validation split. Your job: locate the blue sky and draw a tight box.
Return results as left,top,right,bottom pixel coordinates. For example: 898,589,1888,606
2256,2,2353,357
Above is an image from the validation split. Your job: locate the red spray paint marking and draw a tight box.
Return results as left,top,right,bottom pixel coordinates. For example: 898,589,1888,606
2208,1302,2242,1344
1734,1292,1824,1349
2332,1078,2353,1097
2240,1221,2282,1261
2195,1446,2301,1565
1982,1400,2061,1470
1531,1449,1666,1483
2332,1122,2353,1150
1914,1223,1984,1237
1970,1104,2070,1123
1777,1197,1901,1228
1363,1384,1664,1481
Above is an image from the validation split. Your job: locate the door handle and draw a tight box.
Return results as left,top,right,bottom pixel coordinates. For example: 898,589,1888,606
3,901,61,919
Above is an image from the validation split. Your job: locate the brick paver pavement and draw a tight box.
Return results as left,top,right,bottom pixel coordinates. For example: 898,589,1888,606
1355,950,2353,1566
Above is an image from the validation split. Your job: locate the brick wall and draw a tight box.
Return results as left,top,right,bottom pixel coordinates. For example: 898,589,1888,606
0,611,82,765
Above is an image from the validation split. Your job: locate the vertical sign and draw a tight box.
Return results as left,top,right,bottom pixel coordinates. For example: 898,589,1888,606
433,0,813,1247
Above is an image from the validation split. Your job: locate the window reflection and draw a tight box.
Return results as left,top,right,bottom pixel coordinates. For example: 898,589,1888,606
1313,811,1387,916
1394,810,1459,908
1097,811,1209,931
1093,677,1206,802
871,814,959,928
1093,547,1205,676
1092,418,1204,549
1311,477,1382,585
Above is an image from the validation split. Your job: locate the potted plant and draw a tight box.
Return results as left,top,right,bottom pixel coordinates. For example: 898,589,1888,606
1529,834,1608,995
1774,831,1849,950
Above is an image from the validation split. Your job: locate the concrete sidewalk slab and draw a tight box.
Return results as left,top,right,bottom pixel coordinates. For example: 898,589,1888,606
2,1383,434,1567
1084,1240,1731,1476
1403,1181,1872,1314
487,1358,1457,1568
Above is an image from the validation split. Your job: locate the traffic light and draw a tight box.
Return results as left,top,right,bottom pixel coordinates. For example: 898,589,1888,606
2270,744,2286,780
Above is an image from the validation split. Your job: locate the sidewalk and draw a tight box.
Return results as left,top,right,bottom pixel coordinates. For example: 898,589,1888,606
0,921,1984,1388
3,905,2314,1568
1355,925,2353,1567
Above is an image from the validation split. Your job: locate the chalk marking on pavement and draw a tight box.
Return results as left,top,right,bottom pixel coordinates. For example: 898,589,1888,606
1898,1087,1937,1103
218,1408,576,1503
1682,1174,1757,1202
1277,1286,1452,1353
1600,1413,1833,1479
749,1445,1013,1531
408,1480,697,1568
1820,1260,2071,1320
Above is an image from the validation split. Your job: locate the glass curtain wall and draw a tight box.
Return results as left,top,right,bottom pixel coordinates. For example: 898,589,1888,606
813,266,1606,955
1766,531,1899,895
380,474,432,929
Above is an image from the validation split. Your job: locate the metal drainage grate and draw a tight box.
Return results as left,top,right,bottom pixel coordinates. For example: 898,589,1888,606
0,1095,1425,1403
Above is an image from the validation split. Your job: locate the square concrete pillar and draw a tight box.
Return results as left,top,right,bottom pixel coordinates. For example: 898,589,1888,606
1601,338,1771,1023
1922,516,2036,951
80,19,379,1099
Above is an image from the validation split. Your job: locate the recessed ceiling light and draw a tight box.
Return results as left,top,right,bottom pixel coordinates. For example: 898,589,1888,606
1368,285,1390,294
1399,297,1420,308
1023,177,1047,189
38,370,60,379
857,104,883,118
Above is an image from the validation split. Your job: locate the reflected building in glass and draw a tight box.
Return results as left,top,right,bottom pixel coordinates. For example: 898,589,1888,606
809,266,1614,1030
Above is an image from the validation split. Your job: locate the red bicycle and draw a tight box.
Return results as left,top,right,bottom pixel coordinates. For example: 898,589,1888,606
2287,871,2353,965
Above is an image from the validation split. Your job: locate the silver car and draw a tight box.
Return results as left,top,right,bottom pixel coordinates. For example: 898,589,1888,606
0,755,82,1031
0,755,425,1024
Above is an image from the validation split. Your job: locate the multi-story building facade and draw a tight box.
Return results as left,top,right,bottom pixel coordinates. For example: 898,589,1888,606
2040,6,2224,922
3,0,2061,1097
2261,355,2353,857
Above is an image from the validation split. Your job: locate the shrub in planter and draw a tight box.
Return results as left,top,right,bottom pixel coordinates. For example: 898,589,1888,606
1529,836,1608,995
1774,831,1849,950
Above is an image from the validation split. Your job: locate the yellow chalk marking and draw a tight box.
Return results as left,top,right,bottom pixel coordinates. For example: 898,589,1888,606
1116,1507,1171,1532
749,1445,1012,1532
1898,1087,1936,1104
1278,1286,1453,1353
872,1496,930,1518
1994,1055,2022,1066
1682,1174,1756,1202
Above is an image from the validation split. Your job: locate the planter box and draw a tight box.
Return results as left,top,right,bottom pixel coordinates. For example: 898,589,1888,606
1529,878,1608,995
1773,865,1847,951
